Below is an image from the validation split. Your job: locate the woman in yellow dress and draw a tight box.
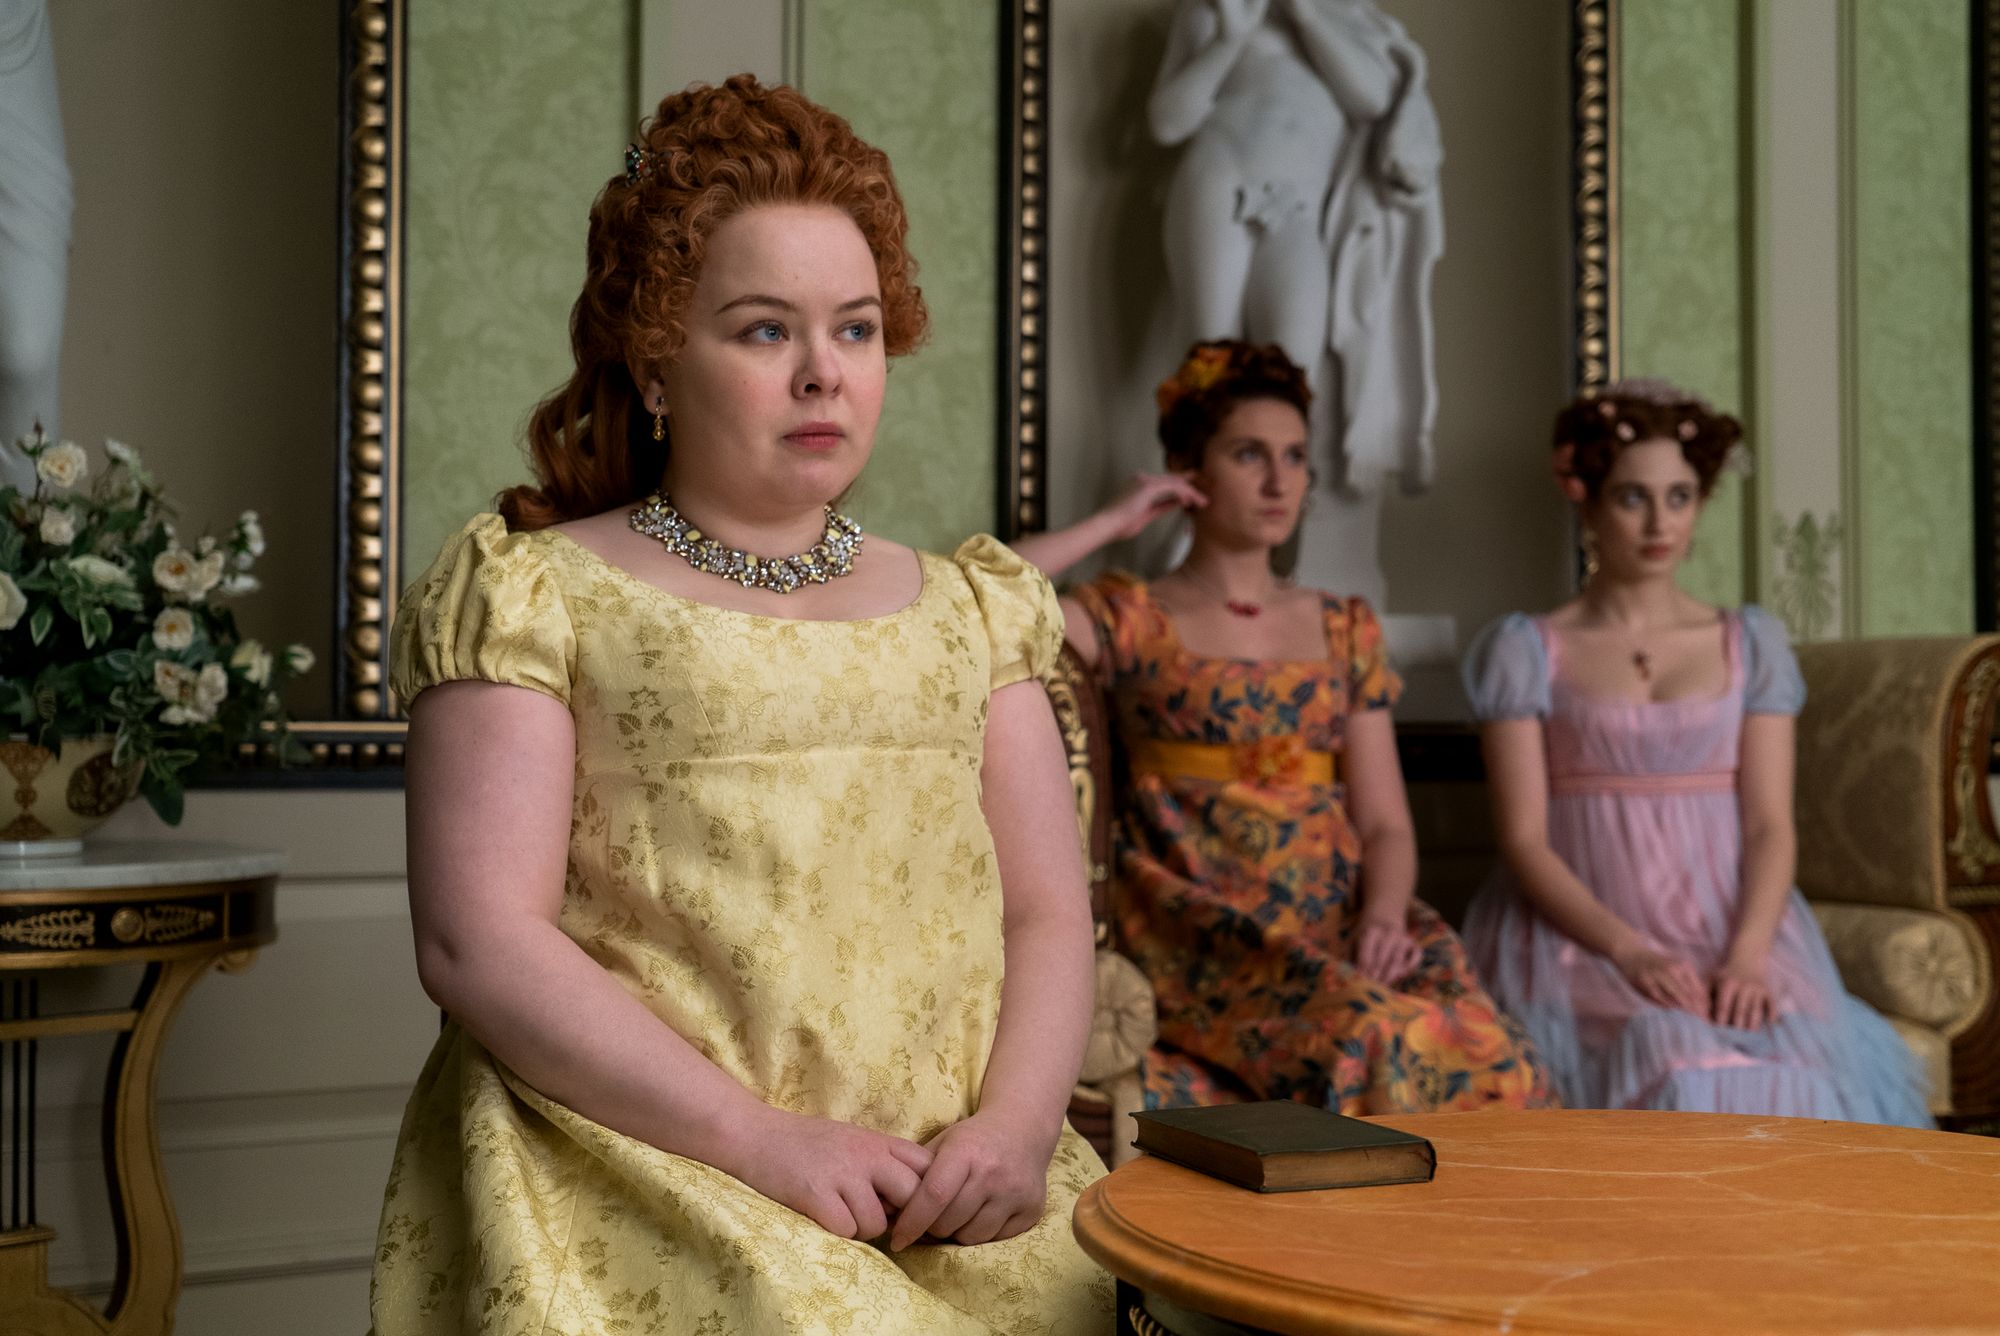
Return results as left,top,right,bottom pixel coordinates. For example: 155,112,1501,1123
369,76,1111,1335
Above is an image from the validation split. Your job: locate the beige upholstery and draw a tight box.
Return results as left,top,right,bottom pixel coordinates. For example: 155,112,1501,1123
1807,902,1987,1033
1794,635,2000,1125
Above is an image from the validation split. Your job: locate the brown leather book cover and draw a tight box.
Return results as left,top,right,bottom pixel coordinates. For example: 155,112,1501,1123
1131,1100,1437,1193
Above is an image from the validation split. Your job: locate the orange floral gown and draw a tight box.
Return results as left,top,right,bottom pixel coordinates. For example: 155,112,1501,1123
1073,574,1555,1115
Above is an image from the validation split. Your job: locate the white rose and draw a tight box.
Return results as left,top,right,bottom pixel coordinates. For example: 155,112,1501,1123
105,466,144,508
153,548,194,594
186,551,225,602
230,640,273,687
152,607,195,651
197,535,217,556
284,644,315,675
66,555,132,587
238,510,266,557
195,661,228,710
104,438,140,467
0,572,24,631
38,506,76,545
216,570,260,596
35,440,87,490
154,659,195,702
154,658,225,726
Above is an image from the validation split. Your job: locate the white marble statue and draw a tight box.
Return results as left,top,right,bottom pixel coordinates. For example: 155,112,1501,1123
1148,0,1443,605
0,0,71,493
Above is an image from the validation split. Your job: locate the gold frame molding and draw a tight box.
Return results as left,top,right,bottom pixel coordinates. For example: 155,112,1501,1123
284,0,407,772
999,0,1050,538
1572,0,1620,393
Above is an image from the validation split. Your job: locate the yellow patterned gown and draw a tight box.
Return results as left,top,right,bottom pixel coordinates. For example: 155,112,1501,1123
369,515,1112,1336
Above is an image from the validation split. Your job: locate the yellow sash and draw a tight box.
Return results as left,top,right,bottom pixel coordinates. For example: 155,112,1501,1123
1128,735,1337,787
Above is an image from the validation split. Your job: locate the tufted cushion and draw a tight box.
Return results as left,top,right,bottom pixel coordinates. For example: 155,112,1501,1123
1810,901,1989,1033
1081,948,1158,1084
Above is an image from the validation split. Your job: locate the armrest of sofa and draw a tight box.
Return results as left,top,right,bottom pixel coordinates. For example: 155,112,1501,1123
1808,900,1989,1035
1050,642,1155,1164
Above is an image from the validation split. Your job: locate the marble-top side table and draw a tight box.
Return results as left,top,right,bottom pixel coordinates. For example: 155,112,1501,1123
1074,1108,2000,1335
0,841,281,1336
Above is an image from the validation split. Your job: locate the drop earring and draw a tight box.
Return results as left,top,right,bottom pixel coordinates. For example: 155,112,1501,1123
1581,528,1601,580
652,402,666,442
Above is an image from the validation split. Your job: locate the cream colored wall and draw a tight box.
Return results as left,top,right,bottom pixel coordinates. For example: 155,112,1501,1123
1047,0,1573,715
49,0,337,713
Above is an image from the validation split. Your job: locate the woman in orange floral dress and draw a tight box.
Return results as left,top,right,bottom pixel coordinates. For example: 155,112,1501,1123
1013,341,1553,1114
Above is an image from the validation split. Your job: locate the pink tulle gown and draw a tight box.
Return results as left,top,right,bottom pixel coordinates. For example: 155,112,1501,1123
1460,607,1929,1126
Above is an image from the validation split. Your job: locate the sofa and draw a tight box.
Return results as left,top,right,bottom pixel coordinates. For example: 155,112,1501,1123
1058,634,2000,1159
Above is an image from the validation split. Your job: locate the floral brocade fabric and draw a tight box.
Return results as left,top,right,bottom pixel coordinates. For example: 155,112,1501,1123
1071,574,1555,1116
370,515,1111,1336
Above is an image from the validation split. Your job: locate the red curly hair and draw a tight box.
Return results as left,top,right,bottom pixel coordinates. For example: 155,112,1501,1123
499,75,929,530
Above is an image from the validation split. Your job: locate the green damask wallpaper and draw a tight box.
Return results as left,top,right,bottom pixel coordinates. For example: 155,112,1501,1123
1853,0,1974,634
402,3,632,577
402,3,999,572
804,3,1000,552
1617,0,1748,609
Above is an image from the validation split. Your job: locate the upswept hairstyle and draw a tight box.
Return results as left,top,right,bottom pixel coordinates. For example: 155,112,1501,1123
1550,378,1743,502
1154,340,1312,470
498,74,929,531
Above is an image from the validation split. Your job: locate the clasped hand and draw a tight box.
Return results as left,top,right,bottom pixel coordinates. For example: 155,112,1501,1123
730,1104,1051,1250
1612,942,1775,1029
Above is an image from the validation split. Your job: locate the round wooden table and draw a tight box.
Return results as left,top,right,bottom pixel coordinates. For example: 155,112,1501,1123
0,841,280,1336
1072,1109,2000,1335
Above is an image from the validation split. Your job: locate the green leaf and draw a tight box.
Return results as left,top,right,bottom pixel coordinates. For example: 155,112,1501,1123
29,605,52,644
144,782,184,827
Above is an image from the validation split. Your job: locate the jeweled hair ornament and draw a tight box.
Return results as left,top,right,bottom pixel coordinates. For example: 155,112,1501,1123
624,143,653,185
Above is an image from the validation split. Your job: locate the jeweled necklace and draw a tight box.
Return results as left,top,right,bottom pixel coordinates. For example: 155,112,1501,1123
627,492,862,594
1175,564,1287,619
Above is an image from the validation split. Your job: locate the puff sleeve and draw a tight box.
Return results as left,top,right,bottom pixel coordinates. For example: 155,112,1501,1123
1344,597,1403,710
389,514,577,708
1740,604,1806,716
1461,614,1551,722
953,535,1065,690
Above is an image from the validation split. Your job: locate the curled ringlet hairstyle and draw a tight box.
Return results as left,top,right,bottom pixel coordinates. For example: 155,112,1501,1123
1155,340,1313,471
498,74,929,531
1551,378,1744,501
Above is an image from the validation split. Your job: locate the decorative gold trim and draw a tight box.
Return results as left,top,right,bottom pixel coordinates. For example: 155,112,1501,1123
0,909,93,951
1948,656,2000,883
1043,663,1095,857
1000,0,1049,537
338,0,404,722
1573,0,1619,392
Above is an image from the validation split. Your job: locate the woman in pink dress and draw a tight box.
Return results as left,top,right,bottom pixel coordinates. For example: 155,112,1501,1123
1461,380,1928,1125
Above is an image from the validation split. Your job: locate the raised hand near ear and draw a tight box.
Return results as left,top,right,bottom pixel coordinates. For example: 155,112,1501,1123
1105,471,1208,541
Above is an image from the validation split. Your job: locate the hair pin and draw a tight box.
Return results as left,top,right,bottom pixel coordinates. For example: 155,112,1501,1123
624,143,653,185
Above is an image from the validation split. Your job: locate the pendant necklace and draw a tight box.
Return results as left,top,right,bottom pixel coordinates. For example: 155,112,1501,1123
1176,565,1283,619
627,492,862,594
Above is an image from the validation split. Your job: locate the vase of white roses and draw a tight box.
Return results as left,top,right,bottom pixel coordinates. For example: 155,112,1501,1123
1,426,312,855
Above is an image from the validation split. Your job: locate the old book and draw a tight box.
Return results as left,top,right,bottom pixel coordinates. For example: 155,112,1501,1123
1131,1100,1436,1193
